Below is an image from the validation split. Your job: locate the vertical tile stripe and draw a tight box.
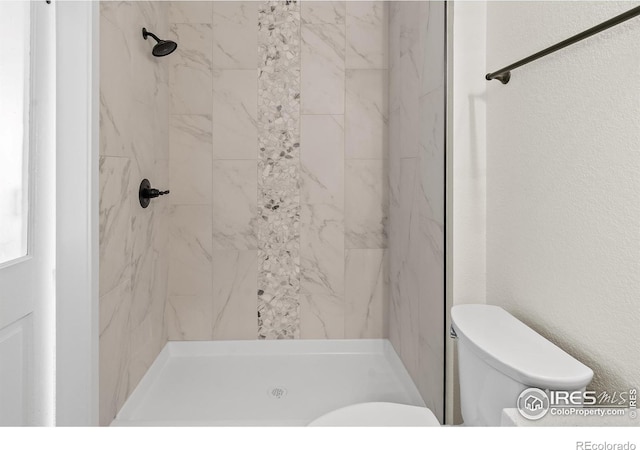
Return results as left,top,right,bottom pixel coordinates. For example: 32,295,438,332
257,1,302,339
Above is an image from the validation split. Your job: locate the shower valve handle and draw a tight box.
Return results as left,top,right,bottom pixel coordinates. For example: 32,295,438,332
138,178,169,208
142,188,170,199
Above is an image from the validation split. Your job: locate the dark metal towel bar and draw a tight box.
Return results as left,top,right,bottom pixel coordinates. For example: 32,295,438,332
486,5,640,84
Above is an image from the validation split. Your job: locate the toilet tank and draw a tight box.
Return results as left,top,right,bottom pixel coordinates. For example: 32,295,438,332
451,305,594,426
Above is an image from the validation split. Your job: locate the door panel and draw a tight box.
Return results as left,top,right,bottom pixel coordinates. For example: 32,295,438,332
0,1,54,426
0,316,30,425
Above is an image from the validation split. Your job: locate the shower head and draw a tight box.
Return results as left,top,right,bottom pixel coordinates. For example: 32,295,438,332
142,27,177,57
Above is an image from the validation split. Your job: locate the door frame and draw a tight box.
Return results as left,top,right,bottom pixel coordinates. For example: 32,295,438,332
55,0,99,426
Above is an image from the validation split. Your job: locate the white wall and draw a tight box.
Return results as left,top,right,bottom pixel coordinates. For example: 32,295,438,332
485,1,640,393
452,1,487,308
56,1,100,425
447,0,487,424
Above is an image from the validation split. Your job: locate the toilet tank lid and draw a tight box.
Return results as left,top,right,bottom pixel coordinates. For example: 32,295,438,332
451,305,593,390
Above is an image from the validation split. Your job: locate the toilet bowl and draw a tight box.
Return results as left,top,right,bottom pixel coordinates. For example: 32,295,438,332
308,305,594,426
308,402,440,427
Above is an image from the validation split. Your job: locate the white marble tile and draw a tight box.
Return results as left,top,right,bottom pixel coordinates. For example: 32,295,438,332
212,160,257,249
131,9,170,112
149,202,170,348
415,172,444,420
129,106,168,176
300,115,344,204
419,88,446,221
169,23,213,114
417,246,444,420
128,314,156,395
128,191,169,399
387,108,403,350
388,1,401,72
99,1,171,425
345,70,388,159
212,70,258,159
99,280,131,425
388,280,403,358
130,14,171,161
129,206,157,331
416,200,444,337
129,157,169,330
345,249,388,338
128,14,171,167
346,1,388,69
413,1,446,420
169,1,213,24
396,157,422,396
299,295,345,339
418,332,444,421
388,7,446,419
212,249,258,340
130,243,169,355
169,205,213,296
301,1,345,25
388,106,401,202
100,92,130,159
169,115,213,205
397,54,422,159
212,2,258,69
420,1,446,96
397,1,423,72
301,24,345,114
166,295,213,340
300,115,344,297
99,156,132,297
100,2,170,158
387,155,411,373
100,3,136,158
300,204,344,297
345,159,388,249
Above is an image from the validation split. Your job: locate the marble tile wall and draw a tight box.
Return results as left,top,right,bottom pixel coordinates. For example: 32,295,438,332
166,1,259,342
100,0,394,424
388,1,446,423
165,1,389,341
99,1,170,425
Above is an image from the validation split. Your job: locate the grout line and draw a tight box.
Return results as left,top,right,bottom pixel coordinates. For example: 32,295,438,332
256,1,261,338
343,1,348,338
209,1,215,338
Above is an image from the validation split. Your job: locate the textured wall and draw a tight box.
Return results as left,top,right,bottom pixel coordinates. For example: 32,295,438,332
165,1,389,341
388,1,446,422
99,1,170,425
486,1,640,395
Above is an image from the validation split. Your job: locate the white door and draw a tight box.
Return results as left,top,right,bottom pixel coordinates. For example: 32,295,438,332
0,1,55,426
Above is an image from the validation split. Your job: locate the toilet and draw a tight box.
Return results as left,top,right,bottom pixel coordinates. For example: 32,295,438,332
309,304,594,426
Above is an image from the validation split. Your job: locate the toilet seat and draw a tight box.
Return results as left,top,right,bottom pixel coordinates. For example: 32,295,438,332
308,402,441,427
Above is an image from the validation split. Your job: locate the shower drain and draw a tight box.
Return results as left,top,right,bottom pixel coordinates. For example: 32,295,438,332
268,387,288,400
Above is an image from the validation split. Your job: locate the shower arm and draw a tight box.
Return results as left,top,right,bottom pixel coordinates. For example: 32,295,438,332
142,28,161,44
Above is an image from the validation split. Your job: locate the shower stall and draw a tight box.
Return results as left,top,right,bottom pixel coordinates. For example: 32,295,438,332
99,0,445,426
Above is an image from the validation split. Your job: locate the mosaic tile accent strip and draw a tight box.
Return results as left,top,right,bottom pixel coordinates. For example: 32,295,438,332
257,1,302,339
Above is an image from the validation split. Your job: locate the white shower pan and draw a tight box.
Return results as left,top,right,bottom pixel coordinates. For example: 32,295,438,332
112,339,425,426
